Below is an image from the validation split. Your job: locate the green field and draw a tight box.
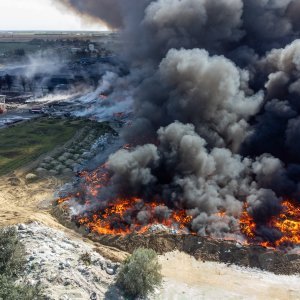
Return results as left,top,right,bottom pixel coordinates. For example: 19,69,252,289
0,117,110,176
0,42,38,52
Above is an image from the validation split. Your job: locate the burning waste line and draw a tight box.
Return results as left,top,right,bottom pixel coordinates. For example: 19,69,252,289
57,164,300,249
76,198,192,235
57,164,194,235
240,200,300,249
51,0,300,255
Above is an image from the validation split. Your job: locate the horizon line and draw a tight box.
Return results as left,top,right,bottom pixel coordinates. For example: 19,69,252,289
0,30,113,33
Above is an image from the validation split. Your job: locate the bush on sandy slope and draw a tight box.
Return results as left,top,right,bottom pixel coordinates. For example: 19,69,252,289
80,252,92,266
0,227,44,299
116,248,162,298
0,227,26,277
0,275,43,300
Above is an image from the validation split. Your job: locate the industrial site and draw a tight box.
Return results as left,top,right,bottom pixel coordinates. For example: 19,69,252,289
2,1,300,300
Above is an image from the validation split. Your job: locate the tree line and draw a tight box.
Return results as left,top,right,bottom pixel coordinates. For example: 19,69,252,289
0,74,35,92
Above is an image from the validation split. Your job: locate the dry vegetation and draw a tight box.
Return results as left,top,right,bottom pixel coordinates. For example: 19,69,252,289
0,228,43,300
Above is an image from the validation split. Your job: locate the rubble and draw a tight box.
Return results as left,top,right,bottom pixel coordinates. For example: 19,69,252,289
16,222,122,300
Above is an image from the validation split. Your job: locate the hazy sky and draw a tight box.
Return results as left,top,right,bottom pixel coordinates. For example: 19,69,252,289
0,0,107,31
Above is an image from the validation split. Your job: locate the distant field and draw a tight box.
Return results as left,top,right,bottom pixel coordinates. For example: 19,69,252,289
0,31,113,43
0,42,39,52
0,117,109,176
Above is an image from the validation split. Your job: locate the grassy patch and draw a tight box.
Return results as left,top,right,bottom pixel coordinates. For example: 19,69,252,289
0,117,112,176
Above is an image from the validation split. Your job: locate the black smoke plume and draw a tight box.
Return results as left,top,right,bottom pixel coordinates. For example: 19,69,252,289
58,0,300,243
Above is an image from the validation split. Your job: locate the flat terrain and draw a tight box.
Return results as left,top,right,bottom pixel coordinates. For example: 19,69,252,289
0,173,63,227
0,42,38,52
0,31,111,42
0,117,107,176
156,251,300,300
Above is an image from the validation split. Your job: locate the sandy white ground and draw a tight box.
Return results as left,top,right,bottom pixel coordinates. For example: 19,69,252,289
156,251,300,300
15,222,300,300
17,222,120,300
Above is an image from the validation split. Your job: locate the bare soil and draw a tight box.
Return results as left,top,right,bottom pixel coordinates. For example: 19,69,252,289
156,251,300,300
0,172,61,227
0,171,127,263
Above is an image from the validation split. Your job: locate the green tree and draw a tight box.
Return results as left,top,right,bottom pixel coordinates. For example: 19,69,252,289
0,76,3,91
19,76,27,92
14,49,25,57
116,248,162,298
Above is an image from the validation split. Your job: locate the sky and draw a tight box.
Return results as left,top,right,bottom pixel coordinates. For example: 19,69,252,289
0,0,107,31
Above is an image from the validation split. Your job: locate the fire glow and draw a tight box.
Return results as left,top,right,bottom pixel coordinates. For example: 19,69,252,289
58,166,300,248
58,165,192,235
240,200,300,248
77,197,192,235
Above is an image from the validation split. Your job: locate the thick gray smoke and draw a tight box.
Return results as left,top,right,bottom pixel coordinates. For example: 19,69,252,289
128,48,263,152
59,0,300,242
244,39,300,165
54,0,124,28
107,121,290,239
58,0,300,60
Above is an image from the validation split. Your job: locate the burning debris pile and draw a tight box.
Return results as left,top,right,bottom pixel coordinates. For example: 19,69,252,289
57,137,300,250
56,0,300,251
241,200,300,248
58,163,192,235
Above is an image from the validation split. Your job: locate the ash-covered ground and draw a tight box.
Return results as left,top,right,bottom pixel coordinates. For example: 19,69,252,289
0,31,130,128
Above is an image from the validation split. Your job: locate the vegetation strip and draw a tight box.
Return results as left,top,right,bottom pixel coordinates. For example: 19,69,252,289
0,117,111,176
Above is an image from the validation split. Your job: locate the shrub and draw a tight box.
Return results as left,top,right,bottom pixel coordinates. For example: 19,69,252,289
0,275,43,300
116,248,162,298
80,252,92,266
0,227,26,277
0,227,44,299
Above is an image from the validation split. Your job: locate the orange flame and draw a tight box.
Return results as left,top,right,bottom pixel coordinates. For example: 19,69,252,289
57,196,72,205
74,198,192,235
57,164,300,247
240,199,300,247
77,197,192,235
57,164,193,235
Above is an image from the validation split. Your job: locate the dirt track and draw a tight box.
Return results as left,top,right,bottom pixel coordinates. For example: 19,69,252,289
0,172,61,227
0,171,128,262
